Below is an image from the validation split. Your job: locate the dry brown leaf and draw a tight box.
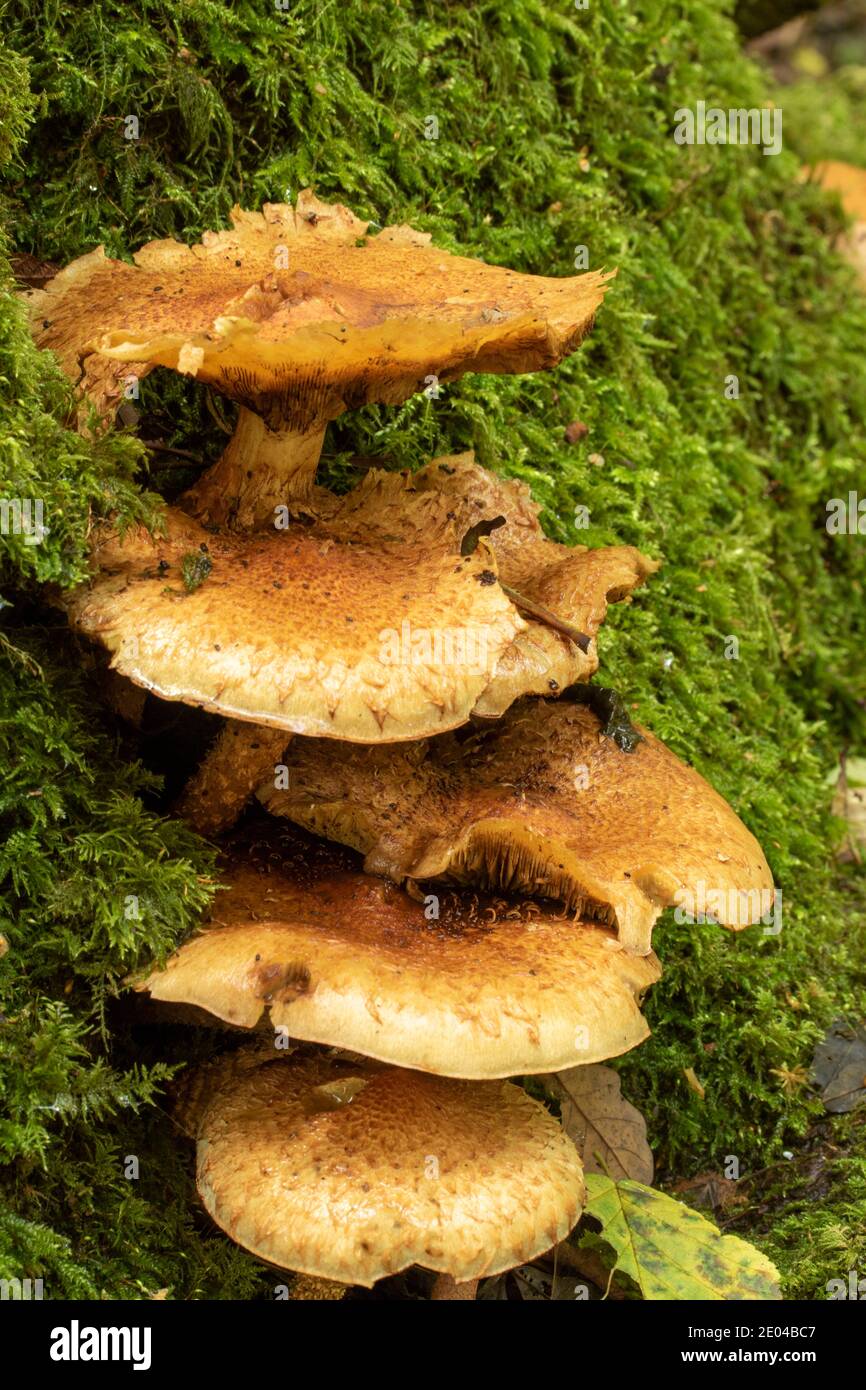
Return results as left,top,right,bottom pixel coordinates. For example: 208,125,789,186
669,1171,743,1214
544,1064,653,1183
812,1020,866,1114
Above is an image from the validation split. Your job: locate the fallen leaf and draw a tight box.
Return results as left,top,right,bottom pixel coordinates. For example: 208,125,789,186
584,1174,782,1300
9,251,59,289
544,1064,653,1183
476,1275,508,1300
511,1265,550,1300
811,1019,866,1113
670,1171,743,1214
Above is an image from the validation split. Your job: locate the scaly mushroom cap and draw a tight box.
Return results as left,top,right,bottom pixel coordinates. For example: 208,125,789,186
23,190,613,432
63,478,523,741
411,452,658,710
182,1051,585,1285
21,247,149,421
413,450,594,585
136,827,660,1077
259,697,774,955
63,460,652,740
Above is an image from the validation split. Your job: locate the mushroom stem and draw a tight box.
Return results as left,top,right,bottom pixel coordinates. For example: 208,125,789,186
430,1274,478,1301
176,722,289,836
182,406,327,529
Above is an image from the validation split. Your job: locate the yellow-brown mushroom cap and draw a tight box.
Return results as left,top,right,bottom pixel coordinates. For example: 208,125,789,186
185,1051,585,1286
21,247,150,422
410,453,658,711
24,191,613,431
259,697,774,955
62,459,652,740
811,160,866,220
808,161,866,286
135,827,660,1077
63,477,524,741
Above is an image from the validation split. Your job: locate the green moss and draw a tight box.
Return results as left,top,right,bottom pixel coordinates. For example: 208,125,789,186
0,0,864,1297
775,63,866,168
732,1113,866,1300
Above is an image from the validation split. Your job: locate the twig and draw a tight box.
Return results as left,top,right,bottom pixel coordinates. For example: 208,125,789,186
500,582,592,653
143,440,204,464
205,390,234,435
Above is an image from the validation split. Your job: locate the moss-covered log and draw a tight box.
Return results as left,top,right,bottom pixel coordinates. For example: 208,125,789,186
1,0,865,1299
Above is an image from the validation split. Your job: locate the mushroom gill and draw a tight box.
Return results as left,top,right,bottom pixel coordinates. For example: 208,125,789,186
258,695,774,956
134,823,661,1077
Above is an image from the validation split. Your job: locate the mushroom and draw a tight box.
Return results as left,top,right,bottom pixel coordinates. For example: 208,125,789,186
175,1049,585,1292
809,160,866,286
63,480,524,744
258,694,774,956
28,195,647,832
404,451,658,714
175,723,291,837
23,191,613,528
63,460,654,828
20,247,146,427
134,824,660,1077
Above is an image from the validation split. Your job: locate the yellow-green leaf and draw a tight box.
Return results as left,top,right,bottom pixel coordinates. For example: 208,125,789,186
584,1174,781,1300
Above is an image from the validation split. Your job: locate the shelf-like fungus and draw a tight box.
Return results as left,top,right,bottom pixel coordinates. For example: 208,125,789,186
259,694,774,955
175,1049,585,1292
62,460,653,829
135,826,660,1077
24,191,613,528
30,184,778,1300
63,484,523,743
392,451,658,713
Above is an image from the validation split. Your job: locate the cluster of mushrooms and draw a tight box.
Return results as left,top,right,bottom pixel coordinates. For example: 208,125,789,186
25,193,774,1299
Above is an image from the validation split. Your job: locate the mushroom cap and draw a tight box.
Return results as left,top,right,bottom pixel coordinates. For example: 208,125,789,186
23,191,613,431
411,452,658,712
63,460,651,740
413,450,589,586
136,827,660,1077
185,1051,585,1285
21,247,151,421
812,160,866,220
259,696,774,955
810,160,866,286
63,477,524,742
